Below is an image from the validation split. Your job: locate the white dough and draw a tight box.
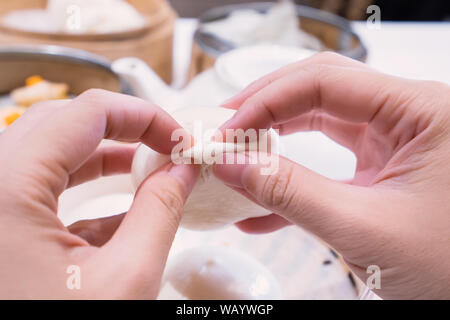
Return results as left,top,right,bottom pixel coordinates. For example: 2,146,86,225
159,246,283,300
131,107,279,230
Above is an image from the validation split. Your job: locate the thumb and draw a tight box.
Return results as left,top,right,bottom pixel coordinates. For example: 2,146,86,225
214,153,373,248
95,163,199,291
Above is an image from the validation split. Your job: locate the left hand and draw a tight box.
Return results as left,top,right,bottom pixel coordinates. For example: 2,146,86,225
214,52,450,299
0,89,199,299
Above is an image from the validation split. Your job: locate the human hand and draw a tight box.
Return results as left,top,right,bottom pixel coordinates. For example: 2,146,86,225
0,89,199,299
214,52,450,299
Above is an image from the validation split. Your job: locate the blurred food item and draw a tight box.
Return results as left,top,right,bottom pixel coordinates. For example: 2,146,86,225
0,46,127,95
0,76,69,130
201,0,323,51
0,106,26,129
2,0,147,34
159,246,283,300
25,75,44,87
11,76,69,107
4,110,22,125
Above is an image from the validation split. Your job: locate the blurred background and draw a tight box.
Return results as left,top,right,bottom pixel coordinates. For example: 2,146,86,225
170,0,450,20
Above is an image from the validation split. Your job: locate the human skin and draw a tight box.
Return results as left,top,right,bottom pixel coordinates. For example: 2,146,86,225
1,54,449,300
0,90,199,299
213,52,450,299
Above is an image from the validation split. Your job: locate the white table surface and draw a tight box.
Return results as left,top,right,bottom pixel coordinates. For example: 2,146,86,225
352,22,450,85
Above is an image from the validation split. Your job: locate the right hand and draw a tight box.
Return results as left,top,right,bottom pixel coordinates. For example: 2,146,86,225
214,52,450,299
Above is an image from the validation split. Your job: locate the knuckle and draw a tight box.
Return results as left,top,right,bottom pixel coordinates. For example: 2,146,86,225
247,90,278,123
413,81,450,120
26,100,61,114
313,51,342,62
77,89,110,107
255,97,277,122
301,64,327,108
259,162,296,210
302,62,329,77
149,183,185,224
79,88,107,100
420,80,450,96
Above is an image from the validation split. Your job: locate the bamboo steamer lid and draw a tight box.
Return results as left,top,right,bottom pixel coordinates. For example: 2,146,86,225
0,0,176,83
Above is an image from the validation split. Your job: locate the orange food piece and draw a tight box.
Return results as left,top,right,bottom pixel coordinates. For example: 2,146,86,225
4,112,22,126
25,75,44,87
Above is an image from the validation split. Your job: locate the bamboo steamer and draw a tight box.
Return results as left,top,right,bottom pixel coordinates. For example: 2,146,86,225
0,46,128,95
0,0,176,83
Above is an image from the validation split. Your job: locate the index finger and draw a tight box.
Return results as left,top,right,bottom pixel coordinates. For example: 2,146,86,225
220,63,420,133
16,89,186,195
222,52,369,110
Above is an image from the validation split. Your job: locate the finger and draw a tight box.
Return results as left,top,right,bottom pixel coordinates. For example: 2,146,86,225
67,213,125,247
221,52,369,110
220,62,419,133
235,214,292,234
15,89,189,198
67,144,137,188
217,182,291,233
214,153,374,250
96,163,200,283
274,110,366,151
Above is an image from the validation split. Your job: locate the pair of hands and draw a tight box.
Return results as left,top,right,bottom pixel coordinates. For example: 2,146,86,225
0,53,449,299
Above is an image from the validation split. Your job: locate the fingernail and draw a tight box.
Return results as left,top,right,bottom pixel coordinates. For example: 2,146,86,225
168,164,199,198
213,153,250,187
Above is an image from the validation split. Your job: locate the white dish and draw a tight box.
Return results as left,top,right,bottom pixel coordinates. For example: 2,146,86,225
215,44,317,91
